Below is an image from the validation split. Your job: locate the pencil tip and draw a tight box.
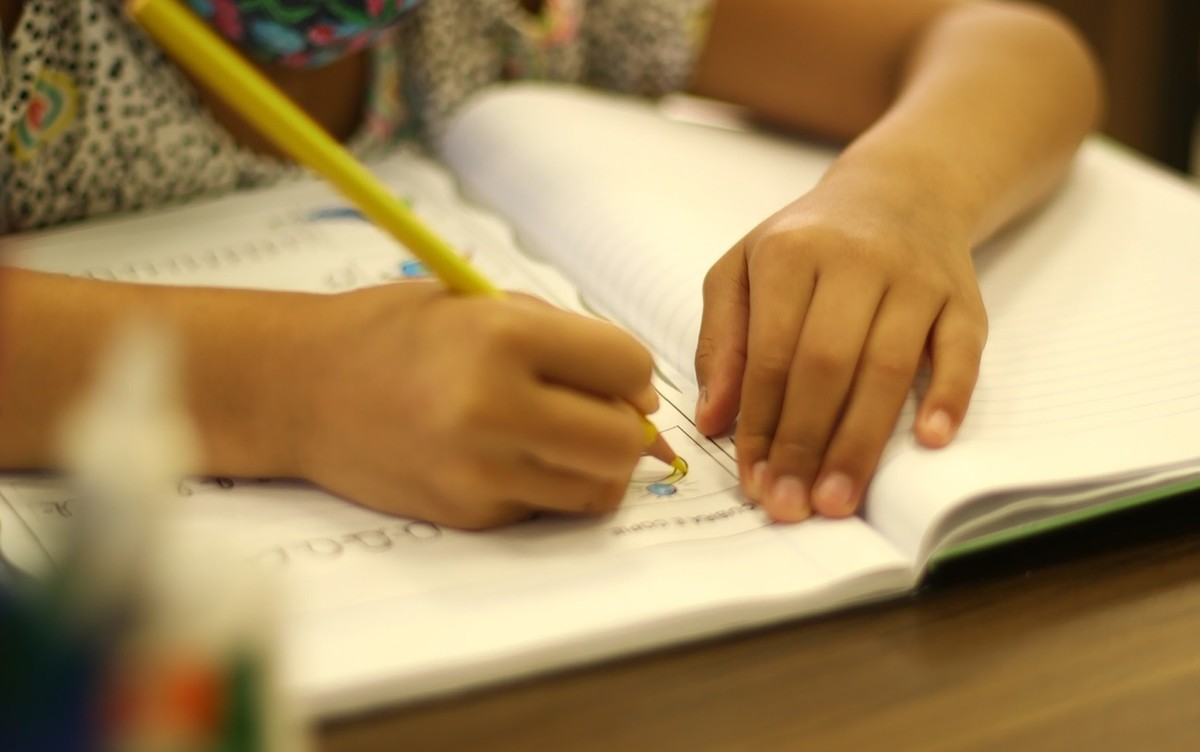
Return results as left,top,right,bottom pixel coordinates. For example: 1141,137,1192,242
644,425,679,467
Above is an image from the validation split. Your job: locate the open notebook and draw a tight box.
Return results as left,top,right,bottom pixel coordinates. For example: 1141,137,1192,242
2,83,1200,717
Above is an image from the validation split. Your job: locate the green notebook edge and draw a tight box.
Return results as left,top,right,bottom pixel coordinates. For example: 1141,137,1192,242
925,476,1200,571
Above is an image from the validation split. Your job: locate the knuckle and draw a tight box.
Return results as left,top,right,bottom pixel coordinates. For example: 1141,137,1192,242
905,270,951,298
446,495,535,530
694,333,721,367
700,261,725,298
622,440,648,470
580,481,626,515
434,455,492,505
625,344,655,386
733,430,773,466
935,373,978,404
442,504,519,531
861,350,915,384
800,344,852,379
831,240,880,271
610,424,650,474
437,385,502,436
506,291,549,310
969,311,990,344
702,247,749,297
940,329,987,363
747,351,794,386
827,434,883,478
769,434,825,469
472,306,529,355
748,231,805,269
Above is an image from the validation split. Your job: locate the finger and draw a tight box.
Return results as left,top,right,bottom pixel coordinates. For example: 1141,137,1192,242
734,258,817,499
915,302,987,448
510,458,630,517
628,382,661,417
503,291,554,309
394,475,531,531
760,274,884,522
504,293,662,412
522,309,655,400
694,246,751,437
421,458,627,528
503,383,647,480
810,289,943,518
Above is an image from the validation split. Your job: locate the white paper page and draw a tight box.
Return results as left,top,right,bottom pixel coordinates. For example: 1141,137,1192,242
927,463,1200,559
441,84,836,382
2,148,782,551
442,85,1200,568
863,143,1200,562
0,145,912,715
4,149,579,304
0,472,911,714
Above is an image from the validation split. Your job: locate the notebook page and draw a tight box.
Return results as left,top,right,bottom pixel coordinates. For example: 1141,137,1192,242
443,85,1200,567
440,84,836,382
863,142,1200,562
0,145,913,715
4,150,579,304
0,468,911,714
4,147,797,557
0,383,911,714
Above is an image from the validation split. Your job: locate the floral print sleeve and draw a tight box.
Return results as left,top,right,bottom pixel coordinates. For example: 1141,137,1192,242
393,0,715,142
2,0,716,232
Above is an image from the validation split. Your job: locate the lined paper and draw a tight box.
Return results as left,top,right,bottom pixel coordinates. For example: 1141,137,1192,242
442,86,834,380
442,86,1200,563
6,83,1200,714
0,133,912,715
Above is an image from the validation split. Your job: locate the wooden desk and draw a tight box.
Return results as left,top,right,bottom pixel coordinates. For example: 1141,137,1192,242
319,489,1200,751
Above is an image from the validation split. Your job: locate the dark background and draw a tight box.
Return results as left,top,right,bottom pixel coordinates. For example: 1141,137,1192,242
1034,0,1199,173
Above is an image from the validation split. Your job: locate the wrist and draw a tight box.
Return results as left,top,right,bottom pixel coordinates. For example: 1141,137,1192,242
171,287,325,480
818,137,983,251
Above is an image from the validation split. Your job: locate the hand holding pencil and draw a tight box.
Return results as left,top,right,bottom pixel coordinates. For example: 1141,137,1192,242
124,0,683,527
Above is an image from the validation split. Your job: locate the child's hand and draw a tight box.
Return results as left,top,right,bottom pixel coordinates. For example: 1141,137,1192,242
294,283,658,529
693,177,988,523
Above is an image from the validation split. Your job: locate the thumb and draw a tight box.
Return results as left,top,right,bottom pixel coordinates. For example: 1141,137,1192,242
694,246,750,437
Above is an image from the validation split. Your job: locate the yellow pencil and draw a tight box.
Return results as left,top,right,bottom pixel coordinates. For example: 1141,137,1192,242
126,0,494,295
125,0,683,473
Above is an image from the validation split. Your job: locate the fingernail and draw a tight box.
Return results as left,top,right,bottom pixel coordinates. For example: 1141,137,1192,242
925,409,954,444
813,472,855,515
697,386,709,408
767,476,810,521
747,461,768,499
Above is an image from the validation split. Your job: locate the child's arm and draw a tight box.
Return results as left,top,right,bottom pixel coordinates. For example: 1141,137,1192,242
0,270,658,528
688,0,1104,521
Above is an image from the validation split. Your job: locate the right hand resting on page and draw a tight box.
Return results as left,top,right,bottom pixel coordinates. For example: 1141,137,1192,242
293,283,659,529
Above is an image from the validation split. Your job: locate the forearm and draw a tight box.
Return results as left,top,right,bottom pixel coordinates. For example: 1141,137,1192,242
0,269,315,475
694,0,1104,245
827,3,1104,244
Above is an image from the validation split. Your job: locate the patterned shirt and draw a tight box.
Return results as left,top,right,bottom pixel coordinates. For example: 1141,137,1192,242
0,0,712,233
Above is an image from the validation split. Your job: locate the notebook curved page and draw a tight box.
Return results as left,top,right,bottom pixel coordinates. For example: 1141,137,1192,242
440,85,836,383
870,142,1200,566
442,84,1200,568
0,108,912,717
5,81,1200,717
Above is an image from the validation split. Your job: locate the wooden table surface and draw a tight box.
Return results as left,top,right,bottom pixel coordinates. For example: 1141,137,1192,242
319,490,1200,751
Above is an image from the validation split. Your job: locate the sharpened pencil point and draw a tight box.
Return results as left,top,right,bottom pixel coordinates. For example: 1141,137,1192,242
644,425,679,468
